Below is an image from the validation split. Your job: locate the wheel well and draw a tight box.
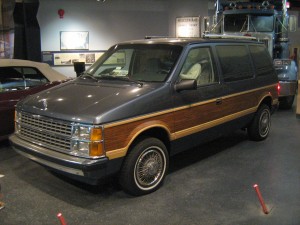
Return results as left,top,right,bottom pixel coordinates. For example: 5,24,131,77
129,127,171,154
260,96,272,109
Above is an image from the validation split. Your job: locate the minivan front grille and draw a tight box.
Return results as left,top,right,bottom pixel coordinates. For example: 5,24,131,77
18,113,72,152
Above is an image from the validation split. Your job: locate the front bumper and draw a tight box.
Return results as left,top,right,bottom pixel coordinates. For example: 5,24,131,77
279,80,298,97
9,134,122,185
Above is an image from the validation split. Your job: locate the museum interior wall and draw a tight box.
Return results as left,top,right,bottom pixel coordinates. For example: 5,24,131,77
1,0,300,77
38,0,169,76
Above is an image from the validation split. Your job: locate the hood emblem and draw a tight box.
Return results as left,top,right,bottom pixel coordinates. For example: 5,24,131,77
38,99,48,110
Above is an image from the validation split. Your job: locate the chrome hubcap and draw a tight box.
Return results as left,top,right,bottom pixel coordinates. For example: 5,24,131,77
135,147,165,189
259,109,270,137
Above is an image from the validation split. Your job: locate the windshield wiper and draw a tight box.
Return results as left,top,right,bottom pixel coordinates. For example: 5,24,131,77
99,75,143,87
79,73,99,81
121,76,144,87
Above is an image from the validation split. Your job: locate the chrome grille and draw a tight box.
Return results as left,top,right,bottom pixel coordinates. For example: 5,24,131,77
18,113,72,152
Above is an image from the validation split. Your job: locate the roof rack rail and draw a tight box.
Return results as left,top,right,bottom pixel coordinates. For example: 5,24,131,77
144,36,170,39
203,34,257,41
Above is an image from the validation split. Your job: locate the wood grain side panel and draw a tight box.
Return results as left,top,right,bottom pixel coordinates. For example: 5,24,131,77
105,84,277,159
172,91,257,133
104,113,174,154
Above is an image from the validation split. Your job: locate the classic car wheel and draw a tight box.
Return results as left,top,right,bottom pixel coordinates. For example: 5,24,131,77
248,104,271,141
119,137,169,196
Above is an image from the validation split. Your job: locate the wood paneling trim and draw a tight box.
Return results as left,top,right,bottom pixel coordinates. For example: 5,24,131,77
105,84,278,160
173,106,257,139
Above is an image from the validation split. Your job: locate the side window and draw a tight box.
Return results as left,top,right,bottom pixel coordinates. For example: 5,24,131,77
179,47,217,86
249,45,273,76
23,67,48,88
0,67,25,92
216,45,253,82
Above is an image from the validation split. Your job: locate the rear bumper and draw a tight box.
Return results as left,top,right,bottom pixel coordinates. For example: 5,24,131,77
279,80,298,97
9,134,122,184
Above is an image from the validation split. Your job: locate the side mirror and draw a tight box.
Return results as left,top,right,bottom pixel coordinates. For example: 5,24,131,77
73,62,86,77
175,79,197,92
202,16,210,34
289,15,297,32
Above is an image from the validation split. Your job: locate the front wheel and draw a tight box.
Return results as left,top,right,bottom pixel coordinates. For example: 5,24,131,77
247,104,271,141
119,137,169,196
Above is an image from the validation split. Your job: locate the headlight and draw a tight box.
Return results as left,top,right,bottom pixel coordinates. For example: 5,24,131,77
14,111,22,134
73,126,91,140
71,125,104,158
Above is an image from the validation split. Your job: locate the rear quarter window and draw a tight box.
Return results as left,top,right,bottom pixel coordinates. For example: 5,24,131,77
249,45,274,76
216,45,253,82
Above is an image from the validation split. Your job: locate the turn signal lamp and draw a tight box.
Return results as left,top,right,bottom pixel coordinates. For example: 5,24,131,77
89,128,104,157
90,128,102,141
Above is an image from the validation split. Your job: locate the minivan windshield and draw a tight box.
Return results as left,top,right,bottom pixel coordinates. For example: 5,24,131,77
86,44,182,82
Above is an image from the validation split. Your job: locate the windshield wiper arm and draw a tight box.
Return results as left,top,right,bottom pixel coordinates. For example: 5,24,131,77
79,73,99,81
99,75,143,87
121,76,144,87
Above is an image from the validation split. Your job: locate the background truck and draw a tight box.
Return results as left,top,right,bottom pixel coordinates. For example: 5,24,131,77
203,0,298,109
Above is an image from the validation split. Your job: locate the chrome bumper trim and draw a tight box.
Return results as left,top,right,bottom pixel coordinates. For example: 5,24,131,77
279,80,297,97
9,134,106,177
15,148,84,176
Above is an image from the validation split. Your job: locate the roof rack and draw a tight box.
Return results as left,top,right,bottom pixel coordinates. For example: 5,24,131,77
144,36,171,39
203,34,257,41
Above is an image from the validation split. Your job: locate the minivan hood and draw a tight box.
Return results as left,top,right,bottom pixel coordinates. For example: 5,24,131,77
18,80,168,124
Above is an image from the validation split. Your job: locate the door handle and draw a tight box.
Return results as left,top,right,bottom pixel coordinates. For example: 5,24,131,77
216,98,222,105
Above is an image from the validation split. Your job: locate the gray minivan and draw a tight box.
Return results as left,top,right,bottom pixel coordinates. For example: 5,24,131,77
10,38,278,196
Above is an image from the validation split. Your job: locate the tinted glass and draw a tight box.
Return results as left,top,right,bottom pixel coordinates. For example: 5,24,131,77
249,16,274,32
216,45,253,82
224,14,247,32
249,45,274,76
224,15,274,32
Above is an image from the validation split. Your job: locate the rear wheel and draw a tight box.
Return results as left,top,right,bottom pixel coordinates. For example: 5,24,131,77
248,104,271,141
119,137,169,196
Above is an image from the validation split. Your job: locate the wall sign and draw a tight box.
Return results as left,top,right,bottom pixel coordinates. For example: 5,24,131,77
176,17,200,38
42,51,104,66
60,31,89,50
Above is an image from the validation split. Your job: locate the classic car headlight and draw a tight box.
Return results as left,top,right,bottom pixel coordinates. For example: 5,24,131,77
71,125,104,158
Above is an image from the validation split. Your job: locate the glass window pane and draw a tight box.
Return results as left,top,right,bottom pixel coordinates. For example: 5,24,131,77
216,45,253,82
0,67,24,92
89,45,182,82
249,45,273,76
179,47,217,85
23,67,48,88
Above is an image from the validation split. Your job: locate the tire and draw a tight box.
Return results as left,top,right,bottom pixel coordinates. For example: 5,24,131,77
248,104,271,141
279,96,295,110
119,137,169,196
